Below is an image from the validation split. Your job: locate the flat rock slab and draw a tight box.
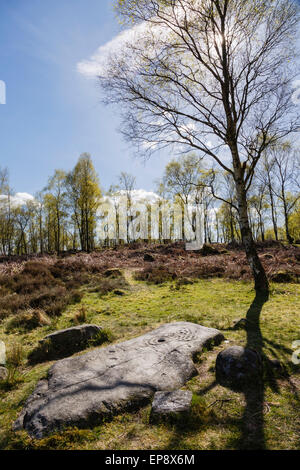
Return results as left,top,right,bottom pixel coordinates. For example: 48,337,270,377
151,390,193,418
14,322,223,438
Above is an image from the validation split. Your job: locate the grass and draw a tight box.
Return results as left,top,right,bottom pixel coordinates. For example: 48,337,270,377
0,271,299,450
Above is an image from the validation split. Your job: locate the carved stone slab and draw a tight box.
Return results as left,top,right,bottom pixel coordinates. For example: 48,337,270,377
14,322,223,438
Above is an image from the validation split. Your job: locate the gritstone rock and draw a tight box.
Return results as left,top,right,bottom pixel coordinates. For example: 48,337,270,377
14,322,223,438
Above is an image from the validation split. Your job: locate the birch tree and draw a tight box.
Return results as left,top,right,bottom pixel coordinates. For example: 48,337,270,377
100,0,300,292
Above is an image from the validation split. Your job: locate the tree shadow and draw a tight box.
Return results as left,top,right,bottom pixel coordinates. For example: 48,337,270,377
236,290,269,449
219,290,299,449
162,290,297,450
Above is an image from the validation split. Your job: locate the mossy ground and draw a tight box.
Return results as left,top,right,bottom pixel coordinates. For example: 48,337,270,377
0,271,299,450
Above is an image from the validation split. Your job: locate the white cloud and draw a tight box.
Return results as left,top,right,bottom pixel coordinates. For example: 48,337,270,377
103,189,162,206
76,1,214,80
77,23,148,78
0,192,35,209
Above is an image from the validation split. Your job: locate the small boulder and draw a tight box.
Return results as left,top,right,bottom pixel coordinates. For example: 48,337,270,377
262,253,274,260
29,324,103,362
103,268,123,278
40,324,102,347
271,271,295,283
0,366,8,381
113,289,126,296
144,253,155,262
199,244,220,256
151,390,193,422
216,346,262,391
268,358,282,369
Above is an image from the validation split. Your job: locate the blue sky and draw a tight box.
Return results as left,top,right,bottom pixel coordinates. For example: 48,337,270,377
0,0,171,195
0,0,299,197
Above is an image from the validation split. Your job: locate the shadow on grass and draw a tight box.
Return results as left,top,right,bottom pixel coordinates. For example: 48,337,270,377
236,291,269,449
161,290,300,450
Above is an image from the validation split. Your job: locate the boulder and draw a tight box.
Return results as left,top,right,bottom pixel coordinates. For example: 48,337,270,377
144,253,155,262
271,271,295,283
113,290,126,296
151,390,192,421
103,269,123,278
40,324,102,348
14,322,223,438
268,358,282,369
29,324,103,361
216,346,262,391
199,244,220,256
0,366,8,381
262,253,274,260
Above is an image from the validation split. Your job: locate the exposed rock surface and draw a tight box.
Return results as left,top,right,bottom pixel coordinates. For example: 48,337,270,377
216,346,262,391
14,322,223,438
0,366,8,381
151,390,193,420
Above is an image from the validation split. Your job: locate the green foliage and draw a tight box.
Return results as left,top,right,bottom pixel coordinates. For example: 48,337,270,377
89,328,115,346
6,310,51,332
66,153,101,252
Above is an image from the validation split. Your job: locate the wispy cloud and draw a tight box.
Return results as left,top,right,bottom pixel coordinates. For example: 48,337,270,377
76,1,215,79
77,24,145,78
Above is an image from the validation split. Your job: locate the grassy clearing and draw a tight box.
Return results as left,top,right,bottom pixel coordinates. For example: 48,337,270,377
0,272,299,450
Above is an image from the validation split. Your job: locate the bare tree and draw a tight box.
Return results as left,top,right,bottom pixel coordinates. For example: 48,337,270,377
210,171,240,243
257,154,280,241
0,167,9,194
0,168,14,255
161,153,203,239
100,0,300,292
248,181,269,242
270,144,300,244
44,169,68,254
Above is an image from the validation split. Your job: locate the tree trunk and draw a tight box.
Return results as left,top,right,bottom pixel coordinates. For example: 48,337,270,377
229,207,235,243
267,182,278,241
236,181,269,293
283,200,294,244
258,212,265,242
280,183,294,244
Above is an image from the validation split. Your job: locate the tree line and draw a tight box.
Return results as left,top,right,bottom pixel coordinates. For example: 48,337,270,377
0,154,101,255
159,144,299,245
0,143,299,256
